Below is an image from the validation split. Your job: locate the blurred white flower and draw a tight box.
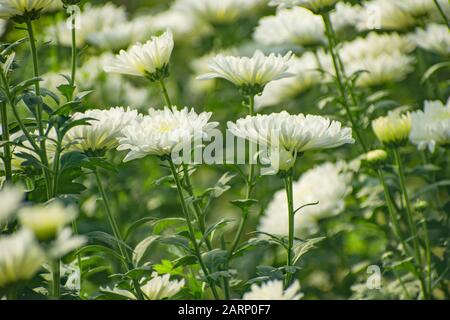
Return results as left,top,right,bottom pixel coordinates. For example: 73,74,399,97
358,0,416,31
174,0,262,24
372,112,412,147
255,52,321,109
47,3,127,48
87,21,138,52
269,0,338,13
0,229,45,288
104,30,174,80
47,227,86,259
140,272,185,300
330,2,362,31
411,23,450,56
197,50,293,92
0,185,22,224
243,280,303,300
0,0,55,19
64,107,142,154
410,99,450,152
259,162,351,236
254,7,325,47
19,201,77,241
118,106,218,161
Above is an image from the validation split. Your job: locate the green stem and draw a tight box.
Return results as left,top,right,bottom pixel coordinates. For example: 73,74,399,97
433,0,450,29
94,168,145,300
167,159,220,300
159,79,172,106
321,12,368,152
0,102,12,182
283,173,295,287
71,220,83,298
70,12,77,89
393,148,428,299
421,213,433,298
52,259,60,299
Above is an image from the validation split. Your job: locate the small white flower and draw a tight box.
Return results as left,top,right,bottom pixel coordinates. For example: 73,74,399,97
269,0,338,13
118,106,218,161
0,185,23,224
19,201,78,241
243,280,303,300
411,23,450,56
410,99,450,152
254,7,325,47
0,0,55,19
104,30,174,80
64,107,142,154
259,162,351,237
140,272,185,300
197,50,294,92
0,229,45,288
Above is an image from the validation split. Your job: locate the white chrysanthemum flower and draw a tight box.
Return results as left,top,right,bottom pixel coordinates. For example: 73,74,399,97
254,7,325,47
0,185,22,224
259,162,351,236
358,0,416,31
243,280,303,300
410,99,450,152
372,111,412,147
228,111,354,159
87,21,138,52
330,2,362,31
255,52,321,109
104,30,174,80
174,0,262,24
118,106,219,161
411,23,450,56
397,0,443,19
64,107,141,154
197,50,293,93
0,0,55,19
47,3,127,48
19,201,78,241
0,229,45,288
140,272,185,300
269,0,338,13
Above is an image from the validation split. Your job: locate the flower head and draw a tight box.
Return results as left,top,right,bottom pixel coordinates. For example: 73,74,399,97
372,112,412,147
104,30,174,81
0,229,45,288
0,185,23,224
118,106,218,161
410,99,450,152
197,50,293,95
0,0,55,20
140,272,185,300
358,0,416,31
269,0,339,14
411,23,450,56
243,280,303,300
19,201,78,241
64,107,141,155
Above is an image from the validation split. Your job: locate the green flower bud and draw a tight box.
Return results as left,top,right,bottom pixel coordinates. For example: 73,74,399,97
372,112,411,148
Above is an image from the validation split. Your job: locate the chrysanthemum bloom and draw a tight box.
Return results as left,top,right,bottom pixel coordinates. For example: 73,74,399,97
410,99,450,152
358,0,416,31
227,111,354,171
253,7,325,47
269,0,339,14
0,229,45,288
259,162,351,236
0,0,55,21
174,0,261,24
372,112,412,148
330,2,362,31
118,106,218,162
411,23,450,56
19,201,78,241
0,185,22,224
243,280,303,300
64,107,142,156
140,272,185,300
104,30,174,82
197,50,293,96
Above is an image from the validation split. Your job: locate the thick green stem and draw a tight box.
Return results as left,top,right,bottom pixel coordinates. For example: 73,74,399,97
393,148,428,299
94,168,145,300
433,0,450,29
0,102,12,182
284,173,295,287
321,12,368,152
159,79,172,107
52,259,60,298
168,159,220,300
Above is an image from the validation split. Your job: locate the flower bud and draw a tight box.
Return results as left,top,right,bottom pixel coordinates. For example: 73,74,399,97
372,112,411,147
364,149,388,167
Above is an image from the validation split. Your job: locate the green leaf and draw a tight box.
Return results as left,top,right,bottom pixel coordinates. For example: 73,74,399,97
202,249,228,271
57,83,76,101
422,61,450,83
74,244,126,265
199,218,234,246
132,235,160,266
292,237,325,265
172,255,198,268
233,238,270,257
230,198,258,211
124,217,159,241
152,217,186,235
